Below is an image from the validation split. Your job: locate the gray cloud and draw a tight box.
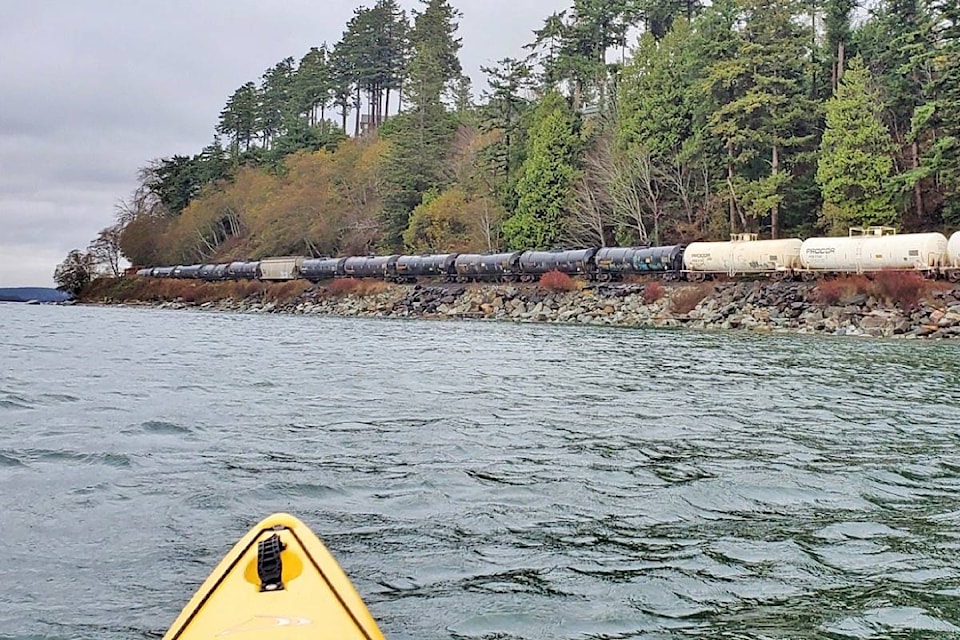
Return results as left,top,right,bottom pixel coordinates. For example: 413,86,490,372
0,0,565,287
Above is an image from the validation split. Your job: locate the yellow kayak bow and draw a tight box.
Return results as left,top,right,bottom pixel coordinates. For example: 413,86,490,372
163,513,386,640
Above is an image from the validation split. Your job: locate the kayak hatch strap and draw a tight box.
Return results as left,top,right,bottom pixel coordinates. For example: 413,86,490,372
257,533,287,592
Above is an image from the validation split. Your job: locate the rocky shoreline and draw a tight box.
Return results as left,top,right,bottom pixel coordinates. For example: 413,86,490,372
96,278,960,340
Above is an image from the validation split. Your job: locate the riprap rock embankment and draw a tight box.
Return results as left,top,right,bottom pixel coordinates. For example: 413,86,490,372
127,279,960,339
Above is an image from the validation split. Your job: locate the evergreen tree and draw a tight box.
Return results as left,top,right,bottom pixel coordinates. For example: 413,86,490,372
294,45,331,127
704,0,819,237
152,155,202,214
379,0,463,249
619,21,698,159
638,0,704,39
195,139,231,186
858,0,939,222
337,5,410,135
217,82,259,155
930,0,960,223
526,1,643,111
258,57,297,148
370,0,410,126
618,19,702,241
379,0,411,118
451,74,474,117
525,11,569,89
504,92,579,249
329,40,358,133
564,0,640,107
692,0,750,234
479,58,534,210
816,56,898,233
339,6,378,137
408,0,462,104
824,0,858,93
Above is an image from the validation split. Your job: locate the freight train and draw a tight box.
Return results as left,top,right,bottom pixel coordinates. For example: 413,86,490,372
135,227,960,284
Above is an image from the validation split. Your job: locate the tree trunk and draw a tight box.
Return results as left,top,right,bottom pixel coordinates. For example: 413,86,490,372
599,46,607,112
835,41,845,92
385,88,391,122
354,87,362,138
727,141,737,235
912,140,924,219
771,142,780,239
810,7,818,99
366,90,374,134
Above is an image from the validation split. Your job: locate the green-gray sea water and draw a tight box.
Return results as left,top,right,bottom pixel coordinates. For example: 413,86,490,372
2,303,960,639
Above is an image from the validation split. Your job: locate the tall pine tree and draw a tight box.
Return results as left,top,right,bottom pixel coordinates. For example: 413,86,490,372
379,0,463,249
930,0,960,223
217,82,259,156
816,56,898,233
504,92,580,249
705,0,818,237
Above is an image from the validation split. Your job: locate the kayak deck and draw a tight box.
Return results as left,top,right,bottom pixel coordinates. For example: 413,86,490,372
163,513,385,640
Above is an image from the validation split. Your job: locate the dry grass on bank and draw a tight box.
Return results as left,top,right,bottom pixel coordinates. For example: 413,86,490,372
322,278,390,297
643,282,666,304
263,280,312,302
82,277,313,305
670,284,713,314
811,275,871,305
539,270,578,292
812,271,935,310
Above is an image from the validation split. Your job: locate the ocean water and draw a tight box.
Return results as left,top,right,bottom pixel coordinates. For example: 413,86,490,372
2,302,960,639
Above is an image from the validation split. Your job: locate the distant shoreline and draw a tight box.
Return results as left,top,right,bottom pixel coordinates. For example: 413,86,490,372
0,287,70,304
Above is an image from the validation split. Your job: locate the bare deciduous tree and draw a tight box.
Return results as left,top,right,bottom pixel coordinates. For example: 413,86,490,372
87,225,123,277
568,173,609,247
115,163,169,224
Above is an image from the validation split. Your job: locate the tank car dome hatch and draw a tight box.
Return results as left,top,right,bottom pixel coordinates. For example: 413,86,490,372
849,226,897,237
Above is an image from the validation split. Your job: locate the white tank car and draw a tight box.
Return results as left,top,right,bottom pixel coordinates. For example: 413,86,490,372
800,230,948,273
948,231,960,268
683,235,803,275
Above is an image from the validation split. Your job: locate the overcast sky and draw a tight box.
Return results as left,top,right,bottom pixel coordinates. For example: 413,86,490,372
0,0,569,288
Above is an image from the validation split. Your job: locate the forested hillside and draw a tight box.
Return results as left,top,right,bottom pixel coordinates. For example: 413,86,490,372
80,0,960,271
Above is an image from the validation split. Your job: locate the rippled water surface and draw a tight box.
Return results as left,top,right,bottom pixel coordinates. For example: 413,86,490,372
3,302,960,639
